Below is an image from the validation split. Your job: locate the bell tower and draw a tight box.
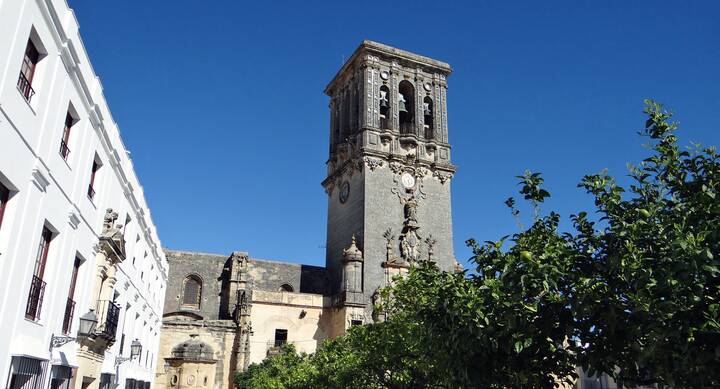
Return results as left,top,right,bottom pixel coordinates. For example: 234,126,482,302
322,41,457,323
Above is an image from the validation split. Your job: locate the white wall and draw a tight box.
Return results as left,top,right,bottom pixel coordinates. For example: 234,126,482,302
0,0,167,387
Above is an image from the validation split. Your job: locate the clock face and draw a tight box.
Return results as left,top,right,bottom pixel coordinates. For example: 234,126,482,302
401,172,416,189
339,181,350,203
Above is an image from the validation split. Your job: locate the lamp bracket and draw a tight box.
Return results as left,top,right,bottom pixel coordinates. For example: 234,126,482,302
49,334,76,351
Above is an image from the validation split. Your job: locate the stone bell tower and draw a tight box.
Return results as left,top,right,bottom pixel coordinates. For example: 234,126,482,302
322,41,457,323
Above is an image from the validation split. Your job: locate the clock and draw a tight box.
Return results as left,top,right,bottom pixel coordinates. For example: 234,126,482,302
401,172,415,189
339,181,350,203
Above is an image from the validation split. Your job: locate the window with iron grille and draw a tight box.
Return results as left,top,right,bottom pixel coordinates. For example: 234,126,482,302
62,257,81,334
26,227,52,320
6,357,49,389
88,159,99,200
17,39,39,102
60,112,74,160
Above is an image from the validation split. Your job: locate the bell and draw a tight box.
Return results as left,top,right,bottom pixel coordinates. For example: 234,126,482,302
398,100,408,113
379,91,389,108
398,95,408,113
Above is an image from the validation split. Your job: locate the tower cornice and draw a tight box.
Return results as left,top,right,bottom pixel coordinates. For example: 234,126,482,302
325,40,452,96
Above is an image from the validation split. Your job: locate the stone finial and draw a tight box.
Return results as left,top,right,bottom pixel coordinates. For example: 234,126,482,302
342,234,363,262
453,259,464,273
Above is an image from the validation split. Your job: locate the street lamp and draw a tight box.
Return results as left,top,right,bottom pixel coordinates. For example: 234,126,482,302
49,310,98,350
115,339,142,366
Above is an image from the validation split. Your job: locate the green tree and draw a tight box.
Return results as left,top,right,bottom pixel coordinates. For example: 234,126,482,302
236,101,720,388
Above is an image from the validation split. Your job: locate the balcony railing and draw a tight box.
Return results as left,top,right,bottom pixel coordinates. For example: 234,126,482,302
96,300,120,341
266,339,290,356
62,298,76,334
17,72,35,103
87,185,96,201
25,275,46,321
59,140,70,160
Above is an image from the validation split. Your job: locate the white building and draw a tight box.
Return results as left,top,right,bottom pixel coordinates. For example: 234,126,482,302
0,1,168,389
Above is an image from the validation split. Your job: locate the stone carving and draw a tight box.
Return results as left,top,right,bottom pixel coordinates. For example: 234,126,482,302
399,229,421,263
398,195,422,263
434,170,453,185
425,234,437,261
99,208,126,261
388,161,405,175
102,208,119,233
415,167,429,179
363,157,384,171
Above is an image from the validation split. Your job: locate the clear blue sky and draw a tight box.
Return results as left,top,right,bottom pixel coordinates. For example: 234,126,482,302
69,0,720,267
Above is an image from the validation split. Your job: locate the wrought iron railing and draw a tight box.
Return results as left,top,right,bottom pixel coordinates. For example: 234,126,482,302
87,185,96,201
25,275,46,320
59,140,70,160
96,300,120,340
17,72,35,103
62,298,76,334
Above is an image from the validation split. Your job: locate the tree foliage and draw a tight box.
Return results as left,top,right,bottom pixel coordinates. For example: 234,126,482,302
235,101,720,388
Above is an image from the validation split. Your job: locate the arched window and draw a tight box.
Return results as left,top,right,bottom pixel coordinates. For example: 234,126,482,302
423,96,434,139
182,275,202,308
398,81,415,135
279,283,294,293
379,85,390,129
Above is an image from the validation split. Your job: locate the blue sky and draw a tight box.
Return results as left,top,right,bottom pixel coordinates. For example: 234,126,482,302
69,0,720,267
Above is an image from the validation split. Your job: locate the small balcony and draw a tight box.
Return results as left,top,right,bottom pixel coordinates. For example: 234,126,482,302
87,185,96,201
17,72,35,103
266,339,290,356
59,140,70,160
62,298,76,335
25,275,46,321
95,300,120,342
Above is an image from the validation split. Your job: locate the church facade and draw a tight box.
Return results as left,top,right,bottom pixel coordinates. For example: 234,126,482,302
154,41,460,389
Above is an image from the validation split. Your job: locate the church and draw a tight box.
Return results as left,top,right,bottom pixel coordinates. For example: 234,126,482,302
153,41,461,389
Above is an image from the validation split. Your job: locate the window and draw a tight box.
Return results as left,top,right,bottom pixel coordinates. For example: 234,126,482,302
398,81,415,135
351,320,362,327
59,112,74,160
279,283,294,292
87,159,100,200
423,96,434,139
182,275,202,308
26,227,52,320
62,257,81,334
18,39,39,102
7,357,49,389
379,85,390,129
0,181,9,232
274,329,288,347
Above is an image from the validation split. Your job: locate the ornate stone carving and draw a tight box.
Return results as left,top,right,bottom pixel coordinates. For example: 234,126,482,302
363,157,384,171
388,161,405,175
99,208,126,263
415,167,429,179
434,170,453,185
425,234,437,261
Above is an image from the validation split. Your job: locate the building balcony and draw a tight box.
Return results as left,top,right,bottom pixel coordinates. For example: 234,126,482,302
87,185,96,201
59,140,70,160
25,275,46,321
17,72,35,103
95,300,120,342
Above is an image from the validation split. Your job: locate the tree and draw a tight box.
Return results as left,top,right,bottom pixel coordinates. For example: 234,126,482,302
236,101,720,388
